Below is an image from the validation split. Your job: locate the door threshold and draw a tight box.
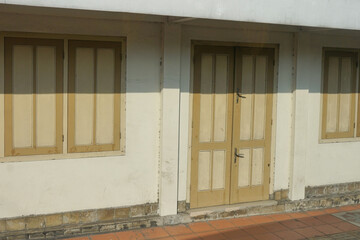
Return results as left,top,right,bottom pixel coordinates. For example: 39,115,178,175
187,200,277,218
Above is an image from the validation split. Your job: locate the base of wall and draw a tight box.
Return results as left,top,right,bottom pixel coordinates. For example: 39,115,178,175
0,203,158,240
2,183,360,240
305,181,360,198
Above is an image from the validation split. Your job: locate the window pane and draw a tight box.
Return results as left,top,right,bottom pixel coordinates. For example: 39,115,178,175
74,48,95,146
96,48,115,145
36,46,57,147
12,45,34,148
326,57,339,133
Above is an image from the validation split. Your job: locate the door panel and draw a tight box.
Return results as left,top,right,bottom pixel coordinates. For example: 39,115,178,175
191,45,274,208
230,48,274,204
191,46,234,208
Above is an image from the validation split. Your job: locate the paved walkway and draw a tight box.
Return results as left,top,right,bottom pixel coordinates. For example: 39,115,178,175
66,204,360,240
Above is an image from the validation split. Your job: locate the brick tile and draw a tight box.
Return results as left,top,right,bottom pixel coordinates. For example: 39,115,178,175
140,227,169,239
353,204,360,209
339,205,358,212
196,231,226,240
164,225,193,236
295,227,324,238
229,217,256,227
208,219,235,229
270,214,292,221
6,218,25,231
324,208,341,214
97,209,115,222
115,230,145,240
91,233,118,240
274,230,304,240
230,236,256,240
249,216,274,224
219,228,249,239
298,217,324,226
0,220,5,232
188,222,214,233
307,210,326,216
279,219,307,229
173,234,201,240
63,212,80,224
315,214,343,224
45,214,63,227
289,212,309,219
243,226,268,235
66,237,90,240
314,224,342,235
79,210,97,224
253,233,281,240
25,216,45,229
331,221,360,231
262,222,288,232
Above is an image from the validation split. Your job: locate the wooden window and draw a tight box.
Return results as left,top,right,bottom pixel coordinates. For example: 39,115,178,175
68,40,121,153
322,50,357,139
4,38,64,156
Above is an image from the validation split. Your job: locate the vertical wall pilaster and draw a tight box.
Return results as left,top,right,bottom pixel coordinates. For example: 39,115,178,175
159,23,181,216
289,32,308,200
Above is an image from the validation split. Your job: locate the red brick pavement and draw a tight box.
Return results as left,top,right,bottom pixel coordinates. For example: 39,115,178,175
64,204,360,240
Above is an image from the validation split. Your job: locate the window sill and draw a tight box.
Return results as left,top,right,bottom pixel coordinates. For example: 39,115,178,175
319,138,360,144
0,149,126,163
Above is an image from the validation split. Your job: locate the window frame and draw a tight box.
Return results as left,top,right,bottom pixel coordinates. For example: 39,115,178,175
321,48,358,140
4,37,64,156
67,40,122,153
0,33,126,162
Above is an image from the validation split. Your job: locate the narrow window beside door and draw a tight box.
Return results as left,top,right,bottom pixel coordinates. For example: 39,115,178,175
321,50,358,139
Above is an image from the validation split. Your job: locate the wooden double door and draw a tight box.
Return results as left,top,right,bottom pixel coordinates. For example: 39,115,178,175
190,45,274,208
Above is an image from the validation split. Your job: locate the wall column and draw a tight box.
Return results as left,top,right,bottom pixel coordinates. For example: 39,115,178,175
289,32,308,200
159,23,181,216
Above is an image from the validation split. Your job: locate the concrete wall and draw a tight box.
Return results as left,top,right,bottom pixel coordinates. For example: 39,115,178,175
0,14,162,218
4,0,360,31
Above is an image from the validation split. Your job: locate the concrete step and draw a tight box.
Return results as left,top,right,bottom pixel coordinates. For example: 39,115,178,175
187,200,278,218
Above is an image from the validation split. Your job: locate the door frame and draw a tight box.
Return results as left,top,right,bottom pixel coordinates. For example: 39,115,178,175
187,40,279,208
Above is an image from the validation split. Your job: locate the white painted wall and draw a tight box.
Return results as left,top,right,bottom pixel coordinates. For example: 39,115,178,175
0,14,162,218
159,23,181,216
4,0,360,31
295,32,360,187
178,25,294,202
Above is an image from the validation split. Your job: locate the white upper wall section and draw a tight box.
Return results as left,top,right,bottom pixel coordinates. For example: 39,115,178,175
3,0,360,30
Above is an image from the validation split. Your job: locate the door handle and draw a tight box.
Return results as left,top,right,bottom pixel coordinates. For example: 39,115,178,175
234,148,244,163
236,88,246,103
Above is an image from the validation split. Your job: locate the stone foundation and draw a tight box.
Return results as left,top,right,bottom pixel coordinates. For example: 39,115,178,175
271,189,289,201
177,201,190,213
0,203,158,240
2,185,360,240
305,181,360,198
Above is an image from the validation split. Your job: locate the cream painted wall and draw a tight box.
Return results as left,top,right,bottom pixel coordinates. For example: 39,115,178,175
0,14,162,218
296,32,360,187
178,25,294,202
